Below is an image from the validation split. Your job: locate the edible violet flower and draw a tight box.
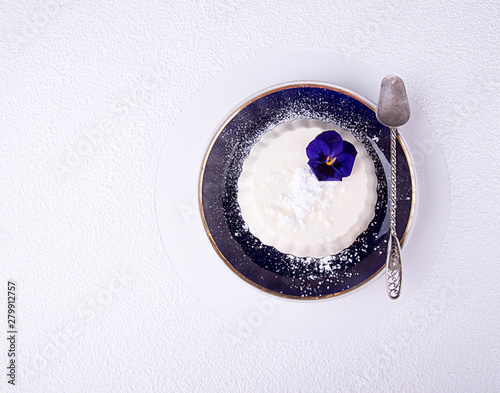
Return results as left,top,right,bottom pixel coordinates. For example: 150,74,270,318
306,130,357,181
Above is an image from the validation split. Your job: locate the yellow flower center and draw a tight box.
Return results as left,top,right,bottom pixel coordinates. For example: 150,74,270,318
326,155,337,166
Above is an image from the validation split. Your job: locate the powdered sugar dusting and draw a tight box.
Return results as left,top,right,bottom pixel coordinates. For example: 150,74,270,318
281,165,330,224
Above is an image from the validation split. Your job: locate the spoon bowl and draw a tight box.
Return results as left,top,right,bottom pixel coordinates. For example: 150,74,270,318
376,76,411,128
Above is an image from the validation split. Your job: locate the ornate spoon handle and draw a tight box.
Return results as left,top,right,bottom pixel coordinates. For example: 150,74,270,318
387,234,402,299
386,126,402,299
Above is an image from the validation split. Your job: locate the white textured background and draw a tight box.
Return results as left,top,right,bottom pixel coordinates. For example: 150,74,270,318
1,0,499,392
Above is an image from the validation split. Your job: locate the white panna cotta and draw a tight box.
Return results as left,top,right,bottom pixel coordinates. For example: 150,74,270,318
237,119,377,258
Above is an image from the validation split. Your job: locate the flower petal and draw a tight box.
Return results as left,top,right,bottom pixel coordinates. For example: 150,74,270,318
315,131,344,158
306,139,331,162
333,142,357,177
308,160,343,181
340,141,357,157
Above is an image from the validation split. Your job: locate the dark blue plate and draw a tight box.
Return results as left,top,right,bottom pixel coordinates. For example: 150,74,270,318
200,82,414,299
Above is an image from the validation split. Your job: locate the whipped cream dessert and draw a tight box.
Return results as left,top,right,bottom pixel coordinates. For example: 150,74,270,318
237,119,377,258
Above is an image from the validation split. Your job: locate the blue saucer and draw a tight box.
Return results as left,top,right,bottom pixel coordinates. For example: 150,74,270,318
200,82,414,299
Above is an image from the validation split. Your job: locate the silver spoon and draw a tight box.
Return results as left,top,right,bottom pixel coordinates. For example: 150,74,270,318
376,76,410,300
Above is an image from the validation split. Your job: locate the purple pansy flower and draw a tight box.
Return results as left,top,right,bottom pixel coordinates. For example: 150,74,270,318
306,130,357,181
